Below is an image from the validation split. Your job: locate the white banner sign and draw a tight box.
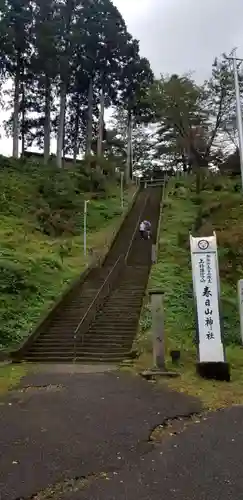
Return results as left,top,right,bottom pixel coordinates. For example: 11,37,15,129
190,233,224,363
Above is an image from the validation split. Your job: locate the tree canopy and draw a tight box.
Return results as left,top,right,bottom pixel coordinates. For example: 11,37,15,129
0,2,242,187
0,0,154,167
146,55,243,188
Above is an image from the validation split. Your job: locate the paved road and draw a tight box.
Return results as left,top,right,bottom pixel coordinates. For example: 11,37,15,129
63,406,243,500
0,370,200,500
2,370,242,500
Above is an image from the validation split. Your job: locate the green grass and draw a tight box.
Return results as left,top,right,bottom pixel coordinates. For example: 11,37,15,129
0,364,27,396
0,158,136,351
134,175,243,410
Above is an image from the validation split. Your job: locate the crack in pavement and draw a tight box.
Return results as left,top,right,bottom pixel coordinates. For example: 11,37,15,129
149,409,224,442
16,385,64,393
13,438,157,500
14,471,119,500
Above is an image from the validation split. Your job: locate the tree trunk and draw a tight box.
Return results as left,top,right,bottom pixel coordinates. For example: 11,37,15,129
56,80,67,168
97,86,105,158
13,58,21,159
21,82,25,157
73,99,80,163
86,77,93,156
126,110,132,183
62,113,66,158
196,165,201,194
73,147,78,163
56,0,74,167
73,131,78,163
44,76,51,165
181,152,187,173
130,117,134,179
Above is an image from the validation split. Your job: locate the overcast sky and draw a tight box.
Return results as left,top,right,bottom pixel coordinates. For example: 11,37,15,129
113,0,243,80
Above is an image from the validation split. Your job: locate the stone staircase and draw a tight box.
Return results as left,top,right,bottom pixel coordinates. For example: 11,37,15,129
12,185,162,363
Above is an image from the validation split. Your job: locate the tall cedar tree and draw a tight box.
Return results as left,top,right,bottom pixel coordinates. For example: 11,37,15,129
0,0,33,157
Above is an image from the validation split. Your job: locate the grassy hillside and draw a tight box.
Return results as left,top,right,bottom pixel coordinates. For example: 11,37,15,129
135,174,243,409
0,157,135,350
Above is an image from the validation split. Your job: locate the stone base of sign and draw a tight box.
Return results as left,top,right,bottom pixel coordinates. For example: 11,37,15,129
140,369,179,381
197,362,230,382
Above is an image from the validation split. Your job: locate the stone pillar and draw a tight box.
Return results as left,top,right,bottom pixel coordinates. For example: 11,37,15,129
151,244,157,264
149,290,165,369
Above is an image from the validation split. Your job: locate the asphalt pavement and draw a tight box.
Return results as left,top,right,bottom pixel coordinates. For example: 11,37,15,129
63,406,243,500
0,369,200,500
1,369,242,500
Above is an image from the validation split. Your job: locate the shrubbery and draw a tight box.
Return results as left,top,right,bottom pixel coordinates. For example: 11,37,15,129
0,155,132,349
0,156,120,237
0,260,37,295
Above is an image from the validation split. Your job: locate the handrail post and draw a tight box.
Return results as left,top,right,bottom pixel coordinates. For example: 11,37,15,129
73,335,77,363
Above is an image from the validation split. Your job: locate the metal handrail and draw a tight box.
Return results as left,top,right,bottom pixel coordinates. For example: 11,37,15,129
125,192,149,264
73,255,122,360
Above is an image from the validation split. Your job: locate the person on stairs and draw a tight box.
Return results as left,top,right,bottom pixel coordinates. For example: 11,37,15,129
144,220,151,239
139,220,151,240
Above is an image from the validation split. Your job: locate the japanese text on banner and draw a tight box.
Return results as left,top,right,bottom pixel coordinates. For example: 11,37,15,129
199,254,215,341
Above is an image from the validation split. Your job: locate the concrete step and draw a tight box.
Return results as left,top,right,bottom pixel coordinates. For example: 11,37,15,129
75,353,130,361
33,340,132,349
23,352,130,362
28,345,130,355
81,339,133,345
35,334,134,344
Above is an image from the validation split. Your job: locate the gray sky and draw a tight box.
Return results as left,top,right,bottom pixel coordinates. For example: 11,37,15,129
113,0,243,80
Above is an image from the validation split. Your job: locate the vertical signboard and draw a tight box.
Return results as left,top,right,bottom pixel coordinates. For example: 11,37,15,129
190,234,228,376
